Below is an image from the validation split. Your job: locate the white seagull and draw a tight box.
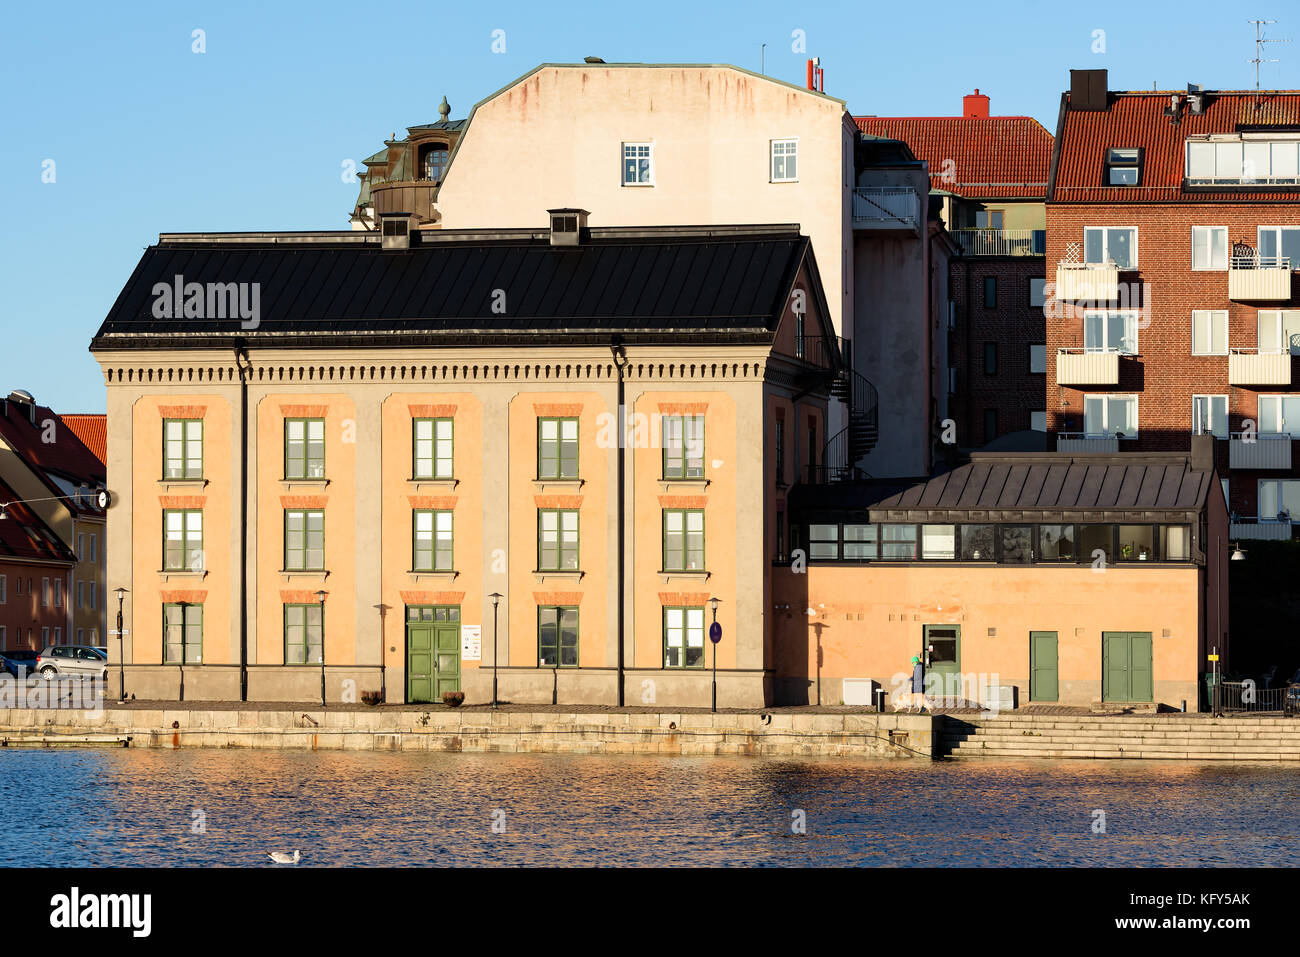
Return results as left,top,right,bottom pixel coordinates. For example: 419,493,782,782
267,850,301,865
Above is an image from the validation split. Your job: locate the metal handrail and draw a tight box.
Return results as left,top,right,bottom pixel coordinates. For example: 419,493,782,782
1230,255,1291,270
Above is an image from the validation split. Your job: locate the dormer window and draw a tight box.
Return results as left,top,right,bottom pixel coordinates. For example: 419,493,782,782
1187,137,1300,186
421,144,449,182
547,208,589,247
1106,148,1142,186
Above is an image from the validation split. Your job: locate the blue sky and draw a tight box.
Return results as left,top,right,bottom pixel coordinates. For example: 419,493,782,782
0,0,1294,412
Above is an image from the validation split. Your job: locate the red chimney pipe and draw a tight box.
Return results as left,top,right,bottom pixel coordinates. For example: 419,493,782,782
805,58,823,92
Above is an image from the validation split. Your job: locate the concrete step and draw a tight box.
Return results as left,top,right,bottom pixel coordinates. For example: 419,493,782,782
941,730,1300,744
948,737,1300,752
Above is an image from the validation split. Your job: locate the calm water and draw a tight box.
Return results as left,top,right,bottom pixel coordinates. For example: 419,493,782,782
3,750,1298,866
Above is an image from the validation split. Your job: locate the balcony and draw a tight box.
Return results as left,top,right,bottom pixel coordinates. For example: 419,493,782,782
1228,349,1291,386
1230,519,1293,541
1229,432,1292,470
1055,349,1120,386
852,187,919,234
1054,261,1120,301
1055,433,1120,453
1228,255,1292,301
950,228,1046,257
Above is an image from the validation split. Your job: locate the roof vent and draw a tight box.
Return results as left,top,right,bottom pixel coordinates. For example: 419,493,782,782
547,208,589,247
584,56,605,64
379,212,416,251
7,389,34,405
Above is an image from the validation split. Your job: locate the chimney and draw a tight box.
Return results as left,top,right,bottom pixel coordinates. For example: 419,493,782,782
805,58,823,92
547,208,589,247
1190,434,1215,473
962,89,990,119
1068,69,1109,111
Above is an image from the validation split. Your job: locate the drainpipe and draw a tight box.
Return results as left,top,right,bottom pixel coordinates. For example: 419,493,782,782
611,339,628,707
235,345,251,702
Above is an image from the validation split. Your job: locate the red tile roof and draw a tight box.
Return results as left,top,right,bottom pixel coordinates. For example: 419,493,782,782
59,414,106,465
1050,90,1300,204
0,399,106,519
854,115,1053,199
0,476,77,564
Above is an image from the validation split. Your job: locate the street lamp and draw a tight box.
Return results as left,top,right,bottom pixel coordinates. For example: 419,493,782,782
315,590,328,708
114,587,128,701
176,600,189,702
709,597,721,714
489,593,503,709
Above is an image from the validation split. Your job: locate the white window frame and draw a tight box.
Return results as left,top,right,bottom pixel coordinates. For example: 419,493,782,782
1258,226,1300,270
770,138,798,183
1084,226,1139,269
1191,226,1228,271
1256,395,1300,437
1191,309,1228,356
1083,310,1139,354
1083,394,1139,438
1192,394,1229,439
1259,477,1300,521
1257,310,1300,355
975,209,1004,229
41,578,49,607
621,142,654,187
52,579,61,607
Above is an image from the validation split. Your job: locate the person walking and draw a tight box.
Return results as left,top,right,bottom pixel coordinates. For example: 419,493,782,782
910,654,928,714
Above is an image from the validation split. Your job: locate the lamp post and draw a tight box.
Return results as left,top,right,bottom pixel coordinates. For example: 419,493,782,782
176,600,188,702
316,590,328,708
489,592,502,710
1210,539,1245,715
709,597,721,714
114,587,127,701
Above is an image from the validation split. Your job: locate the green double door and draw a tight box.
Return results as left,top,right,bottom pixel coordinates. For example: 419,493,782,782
406,606,461,704
1030,632,1059,702
1102,632,1153,703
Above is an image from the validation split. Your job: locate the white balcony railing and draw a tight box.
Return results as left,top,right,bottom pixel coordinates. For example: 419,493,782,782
1230,519,1293,541
1055,261,1120,301
1055,349,1121,385
1229,432,1293,470
1056,433,1121,453
851,187,919,232
949,228,1046,257
1228,255,1292,301
1228,348,1292,386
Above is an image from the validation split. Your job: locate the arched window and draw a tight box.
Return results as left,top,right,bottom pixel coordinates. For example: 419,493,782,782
421,143,449,182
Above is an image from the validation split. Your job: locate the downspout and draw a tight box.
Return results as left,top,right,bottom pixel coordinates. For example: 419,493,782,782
611,339,628,707
235,345,251,702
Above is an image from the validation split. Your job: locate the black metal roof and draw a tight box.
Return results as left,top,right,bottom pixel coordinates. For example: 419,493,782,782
89,226,815,351
867,452,1215,523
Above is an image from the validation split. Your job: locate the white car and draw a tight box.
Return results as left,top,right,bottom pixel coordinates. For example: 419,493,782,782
36,646,108,680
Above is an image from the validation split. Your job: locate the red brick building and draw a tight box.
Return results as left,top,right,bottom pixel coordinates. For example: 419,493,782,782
858,92,1054,451
1045,70,1300,537
0,476,77,651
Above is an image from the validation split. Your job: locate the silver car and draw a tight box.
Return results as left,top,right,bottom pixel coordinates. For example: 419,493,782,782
36,645,108,680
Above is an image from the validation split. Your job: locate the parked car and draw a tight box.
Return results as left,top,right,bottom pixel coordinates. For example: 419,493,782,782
35,646,107,681
0,650,39,678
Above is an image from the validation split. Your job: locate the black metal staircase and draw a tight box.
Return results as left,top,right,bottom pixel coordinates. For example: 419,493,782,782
795,336,880,484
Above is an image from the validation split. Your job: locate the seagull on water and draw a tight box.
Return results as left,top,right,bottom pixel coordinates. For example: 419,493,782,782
267,850,301,865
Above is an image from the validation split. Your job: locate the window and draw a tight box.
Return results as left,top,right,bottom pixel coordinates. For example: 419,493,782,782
413,510,453,571
163,418,203,479
538,606,579,667
808,524,839,560
663,509,705,571
52,579,61,607
1188,138,1300,185
983,276,997,308
983,342,998,375
285,418,325,479
1084,395,1138,438
622,143,653,185
76,533,84,559
284,509,325,571
663,607,706,668
663,415,704,479
0,575,5,603
1191,227,1228,270
948,367,957,395
984,409,998,442
842,524,876,560
38,579,46,607
921,525,956,560
1029,277,1047,307
1162,526,1191,561
1084,227,1137,269
413,418,453,479
1079,525,1114,563
89,534,97,562
163,603,203,663
1115,525,1155,562
163,510,203,571
1191,310,1228,355
422,145,449,182
1105,147,1142,185
975,209,1003,229
1258,227,1300,268
1038,524,1076,561
1029,344,1046,374
959,525,995,561
1257,310,1300,355
1031,410,1047,432
1192,395,1228,439
284,604,323,664
880,524,918,560
41,627,49,646
88,582,96,609
999,525,1034,563
1259,395,1300,436
770,139,798,182
538,418,578,479
1084,310,1138,354
1260,479,1300,520
775,420,785,484
538,510,579,571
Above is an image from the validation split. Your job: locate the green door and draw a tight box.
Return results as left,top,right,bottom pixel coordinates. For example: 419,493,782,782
1030,631,1059,702
923,624,960,698
1103,631,1153,702
406,605,462,703
406,623,436,703
434,622,461,697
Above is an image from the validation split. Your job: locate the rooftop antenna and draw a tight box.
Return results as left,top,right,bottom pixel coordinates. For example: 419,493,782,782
761,43,766,75
1248,19,1290,106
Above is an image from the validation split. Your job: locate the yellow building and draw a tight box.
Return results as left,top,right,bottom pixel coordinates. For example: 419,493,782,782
90,219,841,706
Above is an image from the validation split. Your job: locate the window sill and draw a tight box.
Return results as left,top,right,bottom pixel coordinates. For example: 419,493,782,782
277,569,330,582
157,478,208,489
533,478,584,491
658,478,710,490
406,569,459,581
657,569,711,582
279,478,330,489
157,569,208,581
408,478,459,490
622,182,655,188
532,569,585,582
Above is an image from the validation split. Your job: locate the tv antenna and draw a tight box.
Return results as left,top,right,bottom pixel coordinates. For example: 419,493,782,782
1248,19,1290,103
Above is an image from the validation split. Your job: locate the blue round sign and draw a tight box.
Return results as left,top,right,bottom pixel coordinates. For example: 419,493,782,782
709,622,722,644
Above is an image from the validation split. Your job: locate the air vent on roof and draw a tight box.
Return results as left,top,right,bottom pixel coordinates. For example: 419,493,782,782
379,212,416,251
584,56,605,64
547,208,590,247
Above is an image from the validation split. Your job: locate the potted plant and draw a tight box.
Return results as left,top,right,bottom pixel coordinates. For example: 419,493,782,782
442,691,465,708
361,690,384,706
1121,543,1133,559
